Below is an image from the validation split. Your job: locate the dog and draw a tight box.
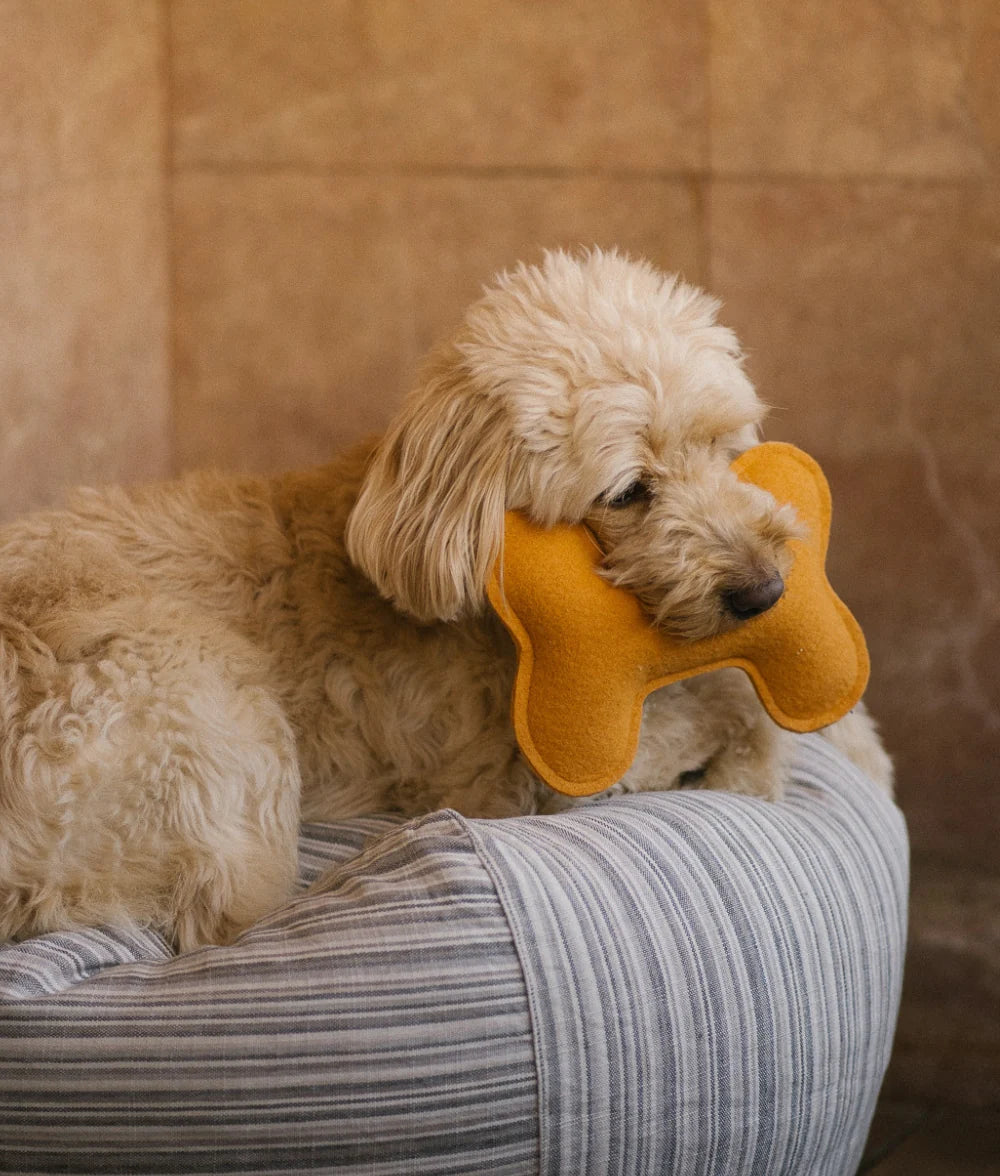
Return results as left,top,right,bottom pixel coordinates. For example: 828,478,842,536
0,249,892,951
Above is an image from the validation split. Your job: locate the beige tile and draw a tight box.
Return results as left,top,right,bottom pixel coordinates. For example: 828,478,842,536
0,175,171,522
0,0,163,191
707,182,1000,466
709,181,1000,865
401,176,704,356
710,0,992,177
969,2,1000,172
172,174,412,474
820,453,1000,866
171,0,705,169
172,173,704,475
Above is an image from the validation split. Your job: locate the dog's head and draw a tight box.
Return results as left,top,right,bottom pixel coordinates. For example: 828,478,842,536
346,249,800,640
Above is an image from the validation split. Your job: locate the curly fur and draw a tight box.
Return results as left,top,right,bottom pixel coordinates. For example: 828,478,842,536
0,249,892,951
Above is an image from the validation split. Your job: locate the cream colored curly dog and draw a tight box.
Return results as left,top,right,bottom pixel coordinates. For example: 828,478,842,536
0,249,892,950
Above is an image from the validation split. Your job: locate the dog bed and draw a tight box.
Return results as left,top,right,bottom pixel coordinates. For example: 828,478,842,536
0,734,907,1175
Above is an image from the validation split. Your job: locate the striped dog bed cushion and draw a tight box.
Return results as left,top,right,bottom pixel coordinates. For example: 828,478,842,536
0,734,907,1175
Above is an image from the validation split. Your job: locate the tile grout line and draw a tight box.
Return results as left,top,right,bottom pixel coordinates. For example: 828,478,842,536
701,0,713,289
157,162,995,188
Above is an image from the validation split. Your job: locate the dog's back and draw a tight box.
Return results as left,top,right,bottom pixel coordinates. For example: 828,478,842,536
0,444,532,948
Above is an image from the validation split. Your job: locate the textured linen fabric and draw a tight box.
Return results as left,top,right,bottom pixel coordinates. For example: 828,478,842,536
0,734,907,1175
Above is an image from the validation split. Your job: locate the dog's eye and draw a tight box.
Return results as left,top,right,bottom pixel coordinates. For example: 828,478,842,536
603,481,650,509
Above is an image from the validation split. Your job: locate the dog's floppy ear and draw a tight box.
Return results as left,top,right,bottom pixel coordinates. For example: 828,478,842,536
346,351,511,623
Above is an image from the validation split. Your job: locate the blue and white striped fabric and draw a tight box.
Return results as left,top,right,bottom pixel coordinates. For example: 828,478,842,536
0,735,907,1175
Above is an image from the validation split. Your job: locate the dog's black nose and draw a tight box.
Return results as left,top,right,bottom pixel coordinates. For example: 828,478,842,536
725,575,784,620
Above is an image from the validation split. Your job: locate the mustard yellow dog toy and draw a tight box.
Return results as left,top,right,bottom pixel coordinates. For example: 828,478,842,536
487,442,869,797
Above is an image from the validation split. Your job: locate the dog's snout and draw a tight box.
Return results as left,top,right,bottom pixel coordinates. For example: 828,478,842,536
725,574,784,621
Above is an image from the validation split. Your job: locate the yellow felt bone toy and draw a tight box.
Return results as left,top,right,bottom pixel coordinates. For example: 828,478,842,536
486,442,869,797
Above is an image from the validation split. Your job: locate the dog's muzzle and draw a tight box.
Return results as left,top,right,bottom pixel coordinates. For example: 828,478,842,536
724,574,784,620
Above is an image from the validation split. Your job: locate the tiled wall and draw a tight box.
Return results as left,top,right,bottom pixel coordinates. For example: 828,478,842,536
0,0,171,520
3,0,999,1105
168,0,710,472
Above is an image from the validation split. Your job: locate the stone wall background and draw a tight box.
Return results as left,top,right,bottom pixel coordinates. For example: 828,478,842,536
2,0,998,1106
